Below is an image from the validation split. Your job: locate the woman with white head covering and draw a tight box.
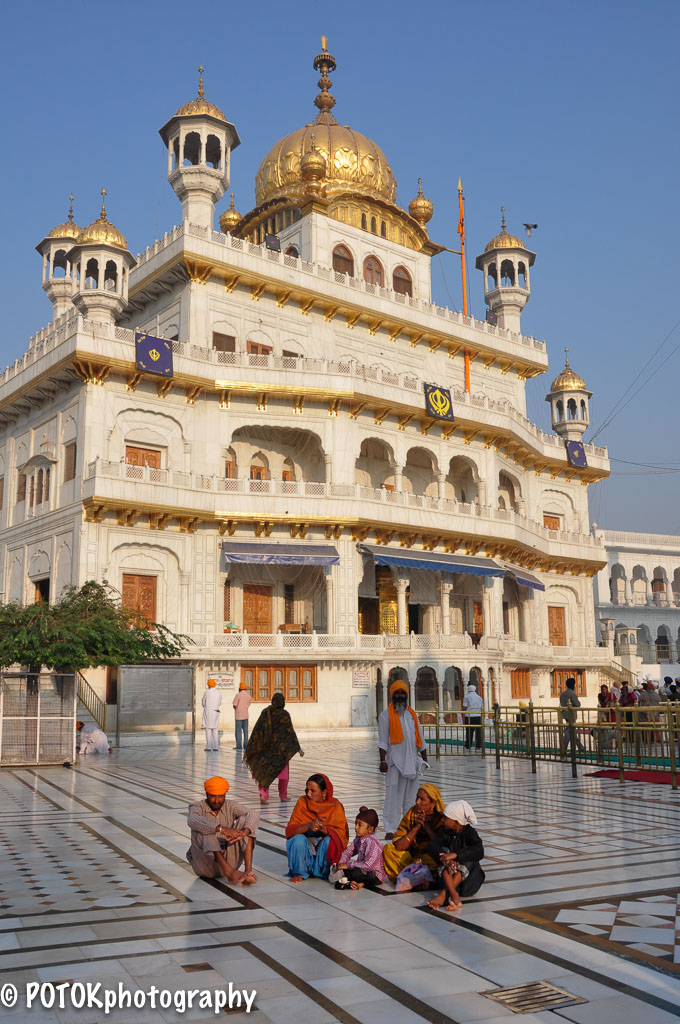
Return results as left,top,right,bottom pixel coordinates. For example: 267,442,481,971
426,799,485,912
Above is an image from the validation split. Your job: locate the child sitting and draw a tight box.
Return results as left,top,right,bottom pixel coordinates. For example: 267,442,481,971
335,807,386,890
426,800,485,912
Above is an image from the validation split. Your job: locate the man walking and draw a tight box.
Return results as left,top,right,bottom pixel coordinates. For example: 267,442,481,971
202,678,222,751
232,680,252,751
463,683,484,750
378,680,428,839
559,677,585,756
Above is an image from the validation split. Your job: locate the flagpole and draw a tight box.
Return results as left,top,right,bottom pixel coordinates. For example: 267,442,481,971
458,178,470,392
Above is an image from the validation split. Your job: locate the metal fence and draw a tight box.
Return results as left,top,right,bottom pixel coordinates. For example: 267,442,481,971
419,703,680,788
0,672,77,765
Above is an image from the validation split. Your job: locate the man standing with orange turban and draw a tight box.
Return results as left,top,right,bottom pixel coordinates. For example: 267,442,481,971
186,776,259,884
378,680,429,839
202,678,222,751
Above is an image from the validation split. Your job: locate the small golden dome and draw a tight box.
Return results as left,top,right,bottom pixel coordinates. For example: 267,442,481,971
409,179,434,227
550,349,587,392
219,192,242,233
48,195,81,239
77,189,128,250
300,136,327,182
175,66,226,121
485,206,526,251
255,39,397,207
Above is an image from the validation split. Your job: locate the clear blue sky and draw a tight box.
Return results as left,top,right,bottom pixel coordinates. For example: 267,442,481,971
2,0,678,533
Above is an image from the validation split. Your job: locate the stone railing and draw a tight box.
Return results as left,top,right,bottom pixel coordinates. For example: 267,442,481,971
178,630,610,663
83,461,602,551
597,529,680,549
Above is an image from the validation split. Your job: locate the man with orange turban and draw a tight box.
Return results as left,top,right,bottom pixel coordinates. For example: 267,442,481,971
186,776,259,884
202,678,222,751
378,679,429,839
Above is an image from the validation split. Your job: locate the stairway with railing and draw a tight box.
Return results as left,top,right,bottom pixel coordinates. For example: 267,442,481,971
77,671,107,731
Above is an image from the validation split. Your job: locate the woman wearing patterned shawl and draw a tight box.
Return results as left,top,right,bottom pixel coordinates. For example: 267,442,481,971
382,782,444,883
245,692,304,804
285,773,349,882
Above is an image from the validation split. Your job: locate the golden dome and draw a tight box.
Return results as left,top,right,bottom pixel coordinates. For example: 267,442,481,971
255,39,397,206
175,66,226,121
409,179,434,227
47,195,81,239
485,207,525,251
550,349,587,392
219,192,242,233
77,189,128,250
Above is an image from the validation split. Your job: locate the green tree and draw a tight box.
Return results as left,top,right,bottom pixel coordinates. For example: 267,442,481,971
0,581,189,673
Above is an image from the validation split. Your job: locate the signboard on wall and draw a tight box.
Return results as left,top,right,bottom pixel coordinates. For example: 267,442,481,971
352,670,371,689
208,673,235,690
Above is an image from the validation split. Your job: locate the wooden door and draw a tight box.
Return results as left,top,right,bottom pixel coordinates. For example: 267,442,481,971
243,584,272,633
543,514,560,531
125,446,161,468
122,574,157,624
247,340,272,355
250,465,265,481
548,606,566,646
511,667,530,699
473,601,484,634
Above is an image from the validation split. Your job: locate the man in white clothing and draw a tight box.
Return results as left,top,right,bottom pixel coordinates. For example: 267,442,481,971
378,679,428,839
202,679,222,751
463,683,484,750
76,721,111,754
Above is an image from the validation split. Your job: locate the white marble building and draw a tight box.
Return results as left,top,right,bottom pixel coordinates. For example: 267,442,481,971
0,47,614,728
595,528,680,681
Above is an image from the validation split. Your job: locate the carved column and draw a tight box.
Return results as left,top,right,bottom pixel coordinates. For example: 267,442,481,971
396,577,408,636
441,581,452,635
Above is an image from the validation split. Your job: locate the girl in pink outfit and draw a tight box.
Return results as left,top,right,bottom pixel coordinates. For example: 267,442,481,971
336,807,386,890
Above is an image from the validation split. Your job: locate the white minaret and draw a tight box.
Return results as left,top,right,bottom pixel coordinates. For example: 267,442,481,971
546,348,592,440
159,66,240,229
475,208,535,333
68,189,136,325
35,195,81,319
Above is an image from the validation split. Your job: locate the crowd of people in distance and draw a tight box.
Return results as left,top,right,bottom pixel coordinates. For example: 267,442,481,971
185,678,485,913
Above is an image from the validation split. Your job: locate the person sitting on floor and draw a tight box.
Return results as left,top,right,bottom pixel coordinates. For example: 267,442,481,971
382,783,444,886
186,776,258,885
76,720,111,754
284,773,348,883
426,800,485,912
335,807,386,890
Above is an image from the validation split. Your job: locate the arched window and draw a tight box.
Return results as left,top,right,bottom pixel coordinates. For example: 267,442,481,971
556,400,564,421
392,266,412,297
518,261,527,288
332,245,354,277
104,260,117,292
580,399,586,419
183,131,201,166
567,398,577,420
85,258,99,289
205,134,221,169
487,263,497,289
52,249,67,278
500,259,515,286
363,256,384,286
285,245,299,258
380,220,387,238
36,470,43,505
370,216,377,234
361,213,367,230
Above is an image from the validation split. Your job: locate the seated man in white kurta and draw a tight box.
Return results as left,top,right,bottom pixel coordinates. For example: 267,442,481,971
378,680,429,839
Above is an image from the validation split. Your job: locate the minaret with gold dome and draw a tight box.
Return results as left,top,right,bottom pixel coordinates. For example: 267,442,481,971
35,195,82,319
68,189,136,324
475,208,535,333
546,348,592,440
160,67,240,229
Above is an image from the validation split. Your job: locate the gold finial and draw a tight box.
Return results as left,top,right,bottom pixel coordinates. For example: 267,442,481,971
100,187,108,221
564,346,570,366
417,177,423,194
457,177,463,193
501,205,506,231
198,65,205,99
68,193,74,223
313,37,337,123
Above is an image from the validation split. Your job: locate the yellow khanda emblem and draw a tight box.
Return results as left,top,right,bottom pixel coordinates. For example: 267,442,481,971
425,384,453,420
148,348,161,362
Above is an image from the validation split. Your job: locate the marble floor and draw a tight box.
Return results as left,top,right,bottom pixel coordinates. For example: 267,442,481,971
2,740,680,1023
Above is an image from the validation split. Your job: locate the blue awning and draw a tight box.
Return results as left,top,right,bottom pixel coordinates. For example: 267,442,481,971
221,542,339,566
502,561,545,591
360,544,504,578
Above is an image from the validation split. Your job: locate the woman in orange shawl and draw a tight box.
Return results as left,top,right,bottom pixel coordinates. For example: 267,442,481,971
285,773,349,882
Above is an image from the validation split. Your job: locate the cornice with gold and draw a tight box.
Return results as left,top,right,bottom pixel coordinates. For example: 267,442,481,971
128,250,547,379
81,497,605,577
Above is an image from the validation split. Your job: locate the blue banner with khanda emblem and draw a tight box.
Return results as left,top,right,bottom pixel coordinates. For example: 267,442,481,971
424,383,454,421
135,333,173,377
565,440,588,468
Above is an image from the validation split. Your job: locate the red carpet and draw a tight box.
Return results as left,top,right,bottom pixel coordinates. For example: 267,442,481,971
586,768,678,785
